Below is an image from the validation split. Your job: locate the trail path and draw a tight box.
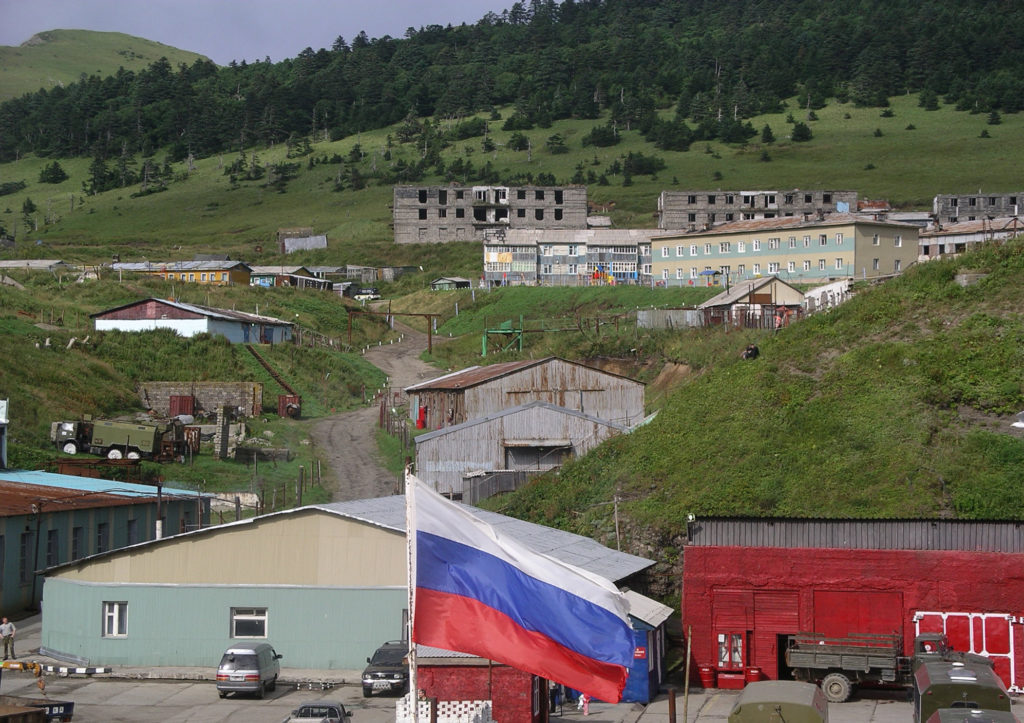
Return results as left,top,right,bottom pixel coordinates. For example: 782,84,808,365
309,322,441,501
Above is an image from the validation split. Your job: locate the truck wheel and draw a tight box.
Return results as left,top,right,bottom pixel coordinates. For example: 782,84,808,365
821,672,852,703
363,687,372,698
106,448,123,460
62,442,78,455
126,449,141,460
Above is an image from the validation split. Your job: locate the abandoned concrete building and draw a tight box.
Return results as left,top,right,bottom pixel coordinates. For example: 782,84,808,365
932,192,1023,225
392,185,588,244
657,189,859,230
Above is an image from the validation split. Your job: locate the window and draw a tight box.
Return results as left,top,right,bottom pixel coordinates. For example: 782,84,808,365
46,529,59,567
103,602,128,637
894,259,902,272
676,268,684,279
726,213,735,221
836,233,844,245
752,264,761,275
768,238,780,250
703,244,711,254
418,189,428,203
456,190,464,200
438,209,447,219
568,263,578,274
804,194,812,203
554,209,563,220
535,209,544,221
752,240,761,251
707,195,716,204
232,608,269,638
535,190,545,201
872,234,880,246
819,259,826,270
765,194,776,205
823,193,832,203
785,194,794,204
456,208,465,219
200,273,207,282
97,522,110,554
950,198,958,207
787,261,795,273
221,273,228,281
661,247,669,258
72,527,83,559
188,274,195,282
475,189,488,202
517,208,526,218
662,269,669,280
19,532,32,584
726,194,735,204
717,242,729,253
768,262,780,273
642,264,651,274
418,209,427,220
688,213,697,223
803,260,811,271
803,235,811,247
894,235,902,247
542,245,552,256
676,245,684,257
968,197,977,207
127,519,139,546
687,195,696,204
737,264,745,275
872,258,880,270
819,234,828,246
568,244,578,256
541,264,552,275
788,236,796,248
834,258,843,270
690,267,698,278
737,242,745,253
690,244,698,256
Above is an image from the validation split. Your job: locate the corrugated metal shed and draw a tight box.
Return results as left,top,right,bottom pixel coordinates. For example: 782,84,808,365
90,298,292,326
688,517,1024,552
318,496,653,584
405,360,539,391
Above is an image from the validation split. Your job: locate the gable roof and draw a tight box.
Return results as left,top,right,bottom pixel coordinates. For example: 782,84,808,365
654,212,918,240
405,357,640,393
0,469,204,516
111,260,251,272
697,276,804,309
414,401,629,444
44,495,653,583
90,298,293,326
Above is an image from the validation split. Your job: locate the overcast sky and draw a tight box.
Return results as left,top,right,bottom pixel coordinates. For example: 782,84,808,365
0,0,515,65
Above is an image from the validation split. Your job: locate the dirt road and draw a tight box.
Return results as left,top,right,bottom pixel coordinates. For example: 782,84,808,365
309,323,442,501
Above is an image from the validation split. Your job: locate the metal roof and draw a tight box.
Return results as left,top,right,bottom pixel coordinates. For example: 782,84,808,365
655,212,918,239
90,298,293,326
404,356,641,393
248,265,312,275
0,470,203,516
921,216,1024,238
111,260,251,272
496,228,670,246
688,517,1024,552
623,590,673,628
0,259,70,270
697,276,803,309
315,496,653,584
414,400,628,444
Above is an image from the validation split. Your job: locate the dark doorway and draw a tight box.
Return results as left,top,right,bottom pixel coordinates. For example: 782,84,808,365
777,634,794,681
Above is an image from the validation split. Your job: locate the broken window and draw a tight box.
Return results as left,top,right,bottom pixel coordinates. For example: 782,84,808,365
418,209,427,220
438,189,447,204
554,209,563,220
535,209,544,220
554,190,563,204
418,189,427,203
535,190,544,201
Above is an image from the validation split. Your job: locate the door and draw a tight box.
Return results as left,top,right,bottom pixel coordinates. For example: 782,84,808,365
915,611,1017,691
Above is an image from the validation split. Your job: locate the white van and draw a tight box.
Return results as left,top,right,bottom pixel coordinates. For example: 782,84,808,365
215,643,282,699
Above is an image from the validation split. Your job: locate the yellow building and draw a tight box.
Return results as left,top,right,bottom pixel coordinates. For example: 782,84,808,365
111,260,252,286
651,214,919,286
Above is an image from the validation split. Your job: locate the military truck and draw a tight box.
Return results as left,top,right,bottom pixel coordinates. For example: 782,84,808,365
50,418,185,461
786,632,992,703
728,681,828,723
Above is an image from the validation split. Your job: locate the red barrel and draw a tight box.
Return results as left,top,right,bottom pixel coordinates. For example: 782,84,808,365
744,666,763,683
698,665,717,689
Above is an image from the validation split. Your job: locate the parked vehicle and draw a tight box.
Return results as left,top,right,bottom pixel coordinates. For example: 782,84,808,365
352,287,381,301
786,632,992,703
0,694,74,721
361,640,408,697
913,659,1013,723
215,643,282,699
728,680,827,723
281,701,350,722
50,417,186,461
926,710,1020,723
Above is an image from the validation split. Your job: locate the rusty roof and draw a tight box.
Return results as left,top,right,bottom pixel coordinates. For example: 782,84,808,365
655,213,917,239
0,480,156,516
405,358,546,391
921,216,1024,238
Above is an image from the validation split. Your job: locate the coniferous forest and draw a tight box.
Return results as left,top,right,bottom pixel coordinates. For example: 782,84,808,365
2,0,1022,182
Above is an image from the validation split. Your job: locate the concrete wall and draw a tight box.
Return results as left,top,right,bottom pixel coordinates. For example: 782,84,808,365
417,664,536,723
138,382,264,417
41,578,406,668
658,190,858,230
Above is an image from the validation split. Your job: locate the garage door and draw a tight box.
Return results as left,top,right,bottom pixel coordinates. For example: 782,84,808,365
504,445,569,471
914,611,1017,692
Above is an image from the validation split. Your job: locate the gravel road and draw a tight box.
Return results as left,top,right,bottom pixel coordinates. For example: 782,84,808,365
309,322,442,501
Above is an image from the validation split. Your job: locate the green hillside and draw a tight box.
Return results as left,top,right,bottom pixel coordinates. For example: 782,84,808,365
0,30,208,101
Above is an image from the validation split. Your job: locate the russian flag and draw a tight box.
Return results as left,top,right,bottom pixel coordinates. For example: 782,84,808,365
409,475,633,703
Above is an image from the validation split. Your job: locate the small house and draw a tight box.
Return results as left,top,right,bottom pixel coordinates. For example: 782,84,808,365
430,277,472,291
111,260,251,286
91,298,293,344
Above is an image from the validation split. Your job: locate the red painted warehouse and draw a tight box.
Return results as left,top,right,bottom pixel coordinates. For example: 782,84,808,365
682,518,1024,693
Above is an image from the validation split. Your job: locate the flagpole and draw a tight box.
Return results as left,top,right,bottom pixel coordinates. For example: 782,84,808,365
405,468,419,723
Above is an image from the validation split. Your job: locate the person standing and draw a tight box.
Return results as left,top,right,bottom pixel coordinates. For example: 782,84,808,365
0,617,15,660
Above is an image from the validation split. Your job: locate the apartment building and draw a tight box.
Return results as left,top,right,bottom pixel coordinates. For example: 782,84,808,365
658,189,858,230
393,185,588,244
932,192,1023,225
651,214,919,285
483,228,666,286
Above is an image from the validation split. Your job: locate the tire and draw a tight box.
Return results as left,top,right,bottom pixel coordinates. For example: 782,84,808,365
256,681,265,699
268,675,277,692
106,448,123,460
363,687,372,698
62,442,78,455
126,449,141,460
218,691,227,699
821,672,852,703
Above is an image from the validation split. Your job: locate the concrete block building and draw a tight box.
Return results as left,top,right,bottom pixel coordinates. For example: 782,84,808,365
393,185,587,244
932,192,1023,225
658,190,858,231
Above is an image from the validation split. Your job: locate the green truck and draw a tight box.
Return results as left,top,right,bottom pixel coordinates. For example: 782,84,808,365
50,418,186,461
728,681,828,723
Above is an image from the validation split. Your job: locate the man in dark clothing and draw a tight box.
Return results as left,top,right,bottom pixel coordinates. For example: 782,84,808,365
741,344,759,360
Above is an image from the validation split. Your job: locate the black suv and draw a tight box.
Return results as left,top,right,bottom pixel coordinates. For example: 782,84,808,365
361,640,409,698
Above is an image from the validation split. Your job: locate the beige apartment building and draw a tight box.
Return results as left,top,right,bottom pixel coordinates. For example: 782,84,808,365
651,214,919,285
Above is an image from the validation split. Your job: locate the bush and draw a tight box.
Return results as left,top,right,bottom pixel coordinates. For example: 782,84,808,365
791,122,813,142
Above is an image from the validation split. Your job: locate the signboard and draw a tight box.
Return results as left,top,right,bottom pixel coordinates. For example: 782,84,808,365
634,646,647,659
0,399,7,423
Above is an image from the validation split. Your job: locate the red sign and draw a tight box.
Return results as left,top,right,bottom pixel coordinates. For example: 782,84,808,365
634,647,647,659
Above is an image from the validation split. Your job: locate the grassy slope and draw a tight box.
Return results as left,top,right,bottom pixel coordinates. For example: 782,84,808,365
0,30,209,101
2,94,1022,268
488,239,1024,547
